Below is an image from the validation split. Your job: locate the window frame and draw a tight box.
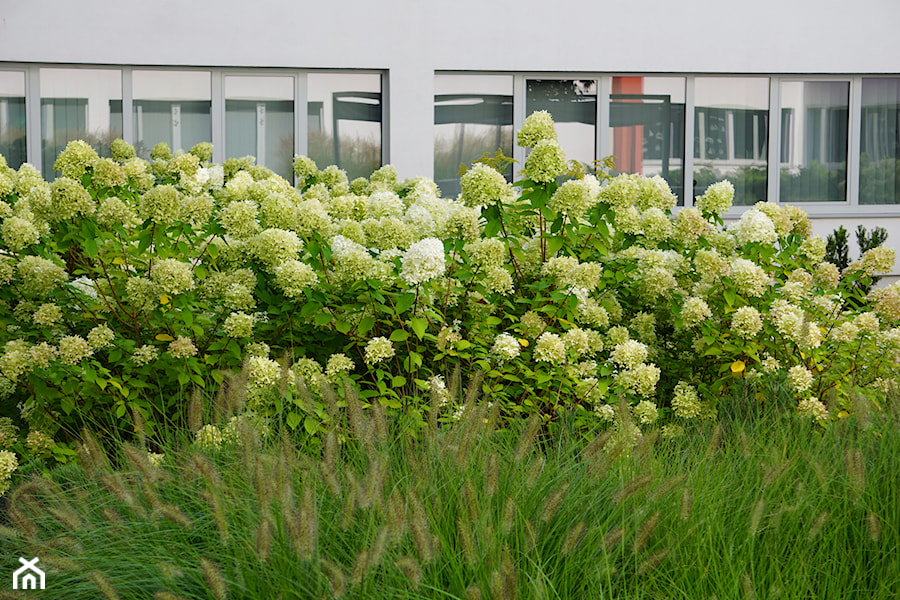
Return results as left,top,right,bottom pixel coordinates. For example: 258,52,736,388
441,72,900,217
0,63,386,184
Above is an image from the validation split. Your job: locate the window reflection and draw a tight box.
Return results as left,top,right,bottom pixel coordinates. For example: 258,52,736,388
526,79,596,168
609,77,685,203
434,74,513,197
307,73,381,180
860,78,900,205
225,76,294,179
779,81,848,202
133,70,211,160
694,77,768,205
40,68,122,178
0,71,26,169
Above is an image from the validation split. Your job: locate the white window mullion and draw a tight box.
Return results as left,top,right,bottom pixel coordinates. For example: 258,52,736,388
683,75,696,206
0,99,8,137
122,67,134,144
597,76,611,163
210,70,224,163
767,77,781,204
295,71,308,160
513,74,527,171
256,102,267,166
847,76,862,206
25,66,41,171
170,103,182,152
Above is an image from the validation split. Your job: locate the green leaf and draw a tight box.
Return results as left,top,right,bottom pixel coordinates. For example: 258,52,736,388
286,412,302,430
358,316,375,335
395,293,417,314
300,302,323,317
60,396,75,415
724,289,737,307
83,236,99,258
304,417,318,435
484,219,501,238
410,317,427,340
379,396,402,409
335,320,353,334
314,312,332,326
390,329,409,342
392,375,407,388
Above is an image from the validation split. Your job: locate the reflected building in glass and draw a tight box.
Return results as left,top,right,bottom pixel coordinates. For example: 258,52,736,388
40,68,122,178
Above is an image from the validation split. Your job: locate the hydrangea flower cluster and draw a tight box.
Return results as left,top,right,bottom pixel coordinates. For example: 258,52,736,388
491,333,521,362
0,450,18,495
3,109,900,443
400,238,446,286
364,337,395,365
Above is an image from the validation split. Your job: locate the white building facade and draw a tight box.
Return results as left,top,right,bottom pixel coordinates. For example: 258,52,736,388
2,0,899,269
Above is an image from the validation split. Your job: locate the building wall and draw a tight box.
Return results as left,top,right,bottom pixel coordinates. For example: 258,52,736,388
3,0,899,177
3,0,900,272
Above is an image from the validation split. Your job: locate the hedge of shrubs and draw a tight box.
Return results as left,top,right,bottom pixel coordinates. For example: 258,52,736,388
1,111,898,469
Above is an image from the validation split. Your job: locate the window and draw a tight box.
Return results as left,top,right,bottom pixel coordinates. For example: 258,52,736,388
693,77,769,205
609,77,686,203
307,73,381,180
527,79,596,169
0,70,26,169
225,75,294,180
434,74,513,197
40,68,122,178
779,81,849,203
133,70,211,160
860,78,900,205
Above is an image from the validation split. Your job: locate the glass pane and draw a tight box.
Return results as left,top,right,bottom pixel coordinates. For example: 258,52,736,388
225,76,294,179
133,70,211,160
434,74,513,197
860,78,900,205
307,73,381,179
0,71,26,169
693,77,769,206
526,79,596,168
779,81,848,202
610,77,686,203
40,68,122,178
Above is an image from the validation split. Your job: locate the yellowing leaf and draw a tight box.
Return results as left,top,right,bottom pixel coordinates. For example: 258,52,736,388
160,295,171,305
519,338,529,348
108,379,123,390
112,257,125,265
838,410,850,419
730,360,746,374
155,334,174,342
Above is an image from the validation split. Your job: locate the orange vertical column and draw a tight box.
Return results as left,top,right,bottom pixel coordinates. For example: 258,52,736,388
612,77,644,173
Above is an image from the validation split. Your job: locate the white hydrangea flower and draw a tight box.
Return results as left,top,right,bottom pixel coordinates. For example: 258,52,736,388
731,207,777,245
364,337,395,365
534,332,566,364
610,340,648,370
400,237,446,286
491,333,521,362
797,397,829,423
633,400,659,424
787,365,814,393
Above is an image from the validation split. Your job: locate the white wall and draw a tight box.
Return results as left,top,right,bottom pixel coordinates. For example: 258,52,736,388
3,0,900,274
2,0,899,178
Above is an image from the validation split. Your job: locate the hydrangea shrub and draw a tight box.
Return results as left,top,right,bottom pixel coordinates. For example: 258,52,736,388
0,113,898,449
